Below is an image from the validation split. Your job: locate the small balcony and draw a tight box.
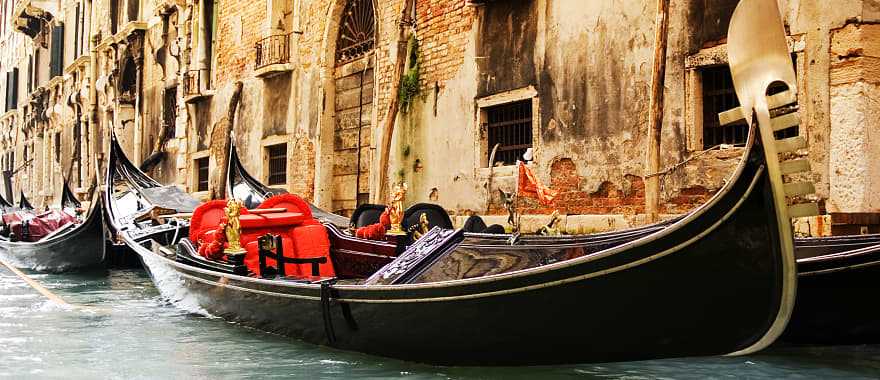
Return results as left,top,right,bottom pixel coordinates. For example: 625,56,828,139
183,70,200,96
183,70,212,103
254,34,292,78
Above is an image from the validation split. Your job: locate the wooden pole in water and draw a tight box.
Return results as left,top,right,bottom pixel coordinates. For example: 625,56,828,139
0,258,71,307
645,0,671,223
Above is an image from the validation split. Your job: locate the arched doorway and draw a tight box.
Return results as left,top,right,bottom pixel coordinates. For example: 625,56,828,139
331,0,375,216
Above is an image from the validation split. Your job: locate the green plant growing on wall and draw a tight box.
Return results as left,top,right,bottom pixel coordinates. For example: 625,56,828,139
398,35,420,114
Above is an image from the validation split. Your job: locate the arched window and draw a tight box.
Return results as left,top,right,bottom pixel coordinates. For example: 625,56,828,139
335,0,374,65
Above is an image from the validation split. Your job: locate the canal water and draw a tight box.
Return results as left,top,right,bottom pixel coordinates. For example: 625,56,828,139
1,267,880,379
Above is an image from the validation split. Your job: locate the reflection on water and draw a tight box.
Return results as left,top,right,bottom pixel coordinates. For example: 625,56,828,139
1,266,879,379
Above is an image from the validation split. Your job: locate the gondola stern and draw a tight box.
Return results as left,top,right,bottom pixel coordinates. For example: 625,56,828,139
722,0,813,357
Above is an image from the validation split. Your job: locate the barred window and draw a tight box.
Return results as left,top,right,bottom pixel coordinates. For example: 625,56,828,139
266,144,287,186
701,60,797,149
195,157,209,192
701,65,747,149
486,100,533,166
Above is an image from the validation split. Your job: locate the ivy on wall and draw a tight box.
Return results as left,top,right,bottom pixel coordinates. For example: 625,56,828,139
398,35,420,113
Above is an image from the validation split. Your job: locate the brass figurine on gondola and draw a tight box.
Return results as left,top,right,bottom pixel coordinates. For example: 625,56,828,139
224,198,247,256
410,212,430,240
387,182,408,235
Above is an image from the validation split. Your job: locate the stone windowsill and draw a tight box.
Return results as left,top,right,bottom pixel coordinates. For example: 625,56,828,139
477,164,518,179
255,63,293,78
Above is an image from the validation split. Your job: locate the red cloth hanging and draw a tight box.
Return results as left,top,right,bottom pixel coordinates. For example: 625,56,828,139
517,162,559,206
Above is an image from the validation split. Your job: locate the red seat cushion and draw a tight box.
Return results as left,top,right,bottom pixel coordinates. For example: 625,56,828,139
258,194,313,218
292,224,335,277
239,212,306,229
244,234,306,277
190,200,242,243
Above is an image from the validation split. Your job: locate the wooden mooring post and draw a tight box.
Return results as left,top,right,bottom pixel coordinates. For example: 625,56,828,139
645,0,671,223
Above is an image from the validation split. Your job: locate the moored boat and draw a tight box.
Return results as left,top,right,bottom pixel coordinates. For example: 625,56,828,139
115,0,810,365
0,188,106,273
782,243,880,344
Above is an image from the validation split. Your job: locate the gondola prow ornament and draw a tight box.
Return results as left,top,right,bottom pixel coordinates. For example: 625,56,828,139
223,199,247,263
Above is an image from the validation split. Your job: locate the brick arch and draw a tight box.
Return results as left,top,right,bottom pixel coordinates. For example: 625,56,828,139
314,0,382,212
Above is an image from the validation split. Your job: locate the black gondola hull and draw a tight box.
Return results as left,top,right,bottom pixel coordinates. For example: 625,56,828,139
0,199,106,272
131,137,794,365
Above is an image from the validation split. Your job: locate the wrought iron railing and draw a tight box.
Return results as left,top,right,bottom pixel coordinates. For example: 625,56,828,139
183,70,201,97
255,34,291,69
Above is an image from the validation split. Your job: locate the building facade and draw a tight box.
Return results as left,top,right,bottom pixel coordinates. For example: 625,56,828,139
2,0,878,235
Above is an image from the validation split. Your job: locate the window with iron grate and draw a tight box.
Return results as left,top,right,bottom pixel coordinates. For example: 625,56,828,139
335,0,375,65
195,157,209,192
701,59,797,149
486,100,533,166
701,65,748,149
266,143,287,186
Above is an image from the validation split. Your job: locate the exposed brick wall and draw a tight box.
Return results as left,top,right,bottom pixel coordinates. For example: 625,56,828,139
485,158,715,217
414,0,475,89
215,0,267,83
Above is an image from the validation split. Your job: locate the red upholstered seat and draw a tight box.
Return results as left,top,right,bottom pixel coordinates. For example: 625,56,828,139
190,200,240,243
239,212,306,229
257,193,313,218
190,196,335,278
292,224,334,277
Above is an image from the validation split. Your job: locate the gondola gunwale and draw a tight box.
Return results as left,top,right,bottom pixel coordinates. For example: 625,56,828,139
227,142,880,254
797,244,880,276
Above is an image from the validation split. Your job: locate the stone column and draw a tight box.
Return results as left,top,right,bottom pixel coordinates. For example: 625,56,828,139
828,23,880,213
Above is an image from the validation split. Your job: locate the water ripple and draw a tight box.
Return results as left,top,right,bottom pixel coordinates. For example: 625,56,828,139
0,267,878,378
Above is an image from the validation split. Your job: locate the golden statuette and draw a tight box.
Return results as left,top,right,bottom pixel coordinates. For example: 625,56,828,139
410,212,430,240
224,199,247,255
387,182,408,235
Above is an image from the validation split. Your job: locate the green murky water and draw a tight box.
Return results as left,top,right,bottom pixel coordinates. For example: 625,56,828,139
1,267,880,379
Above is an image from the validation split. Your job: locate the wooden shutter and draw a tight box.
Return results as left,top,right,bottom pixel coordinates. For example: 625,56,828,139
5,69,17,112
50,24,64,78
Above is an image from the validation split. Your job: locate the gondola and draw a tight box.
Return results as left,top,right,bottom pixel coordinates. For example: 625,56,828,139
61,179,83,210
0,190,106,273
230,149,880,340
117,0,804,365
0,188,12,210
18,190,34,210
103,135,200,251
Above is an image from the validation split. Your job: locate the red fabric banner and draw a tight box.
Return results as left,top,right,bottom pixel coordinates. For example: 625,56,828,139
517,162,558,206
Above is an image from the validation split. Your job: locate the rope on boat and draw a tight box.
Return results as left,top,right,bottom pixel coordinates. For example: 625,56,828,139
643,142,745,179
320,280,337,345
0,258,72,307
